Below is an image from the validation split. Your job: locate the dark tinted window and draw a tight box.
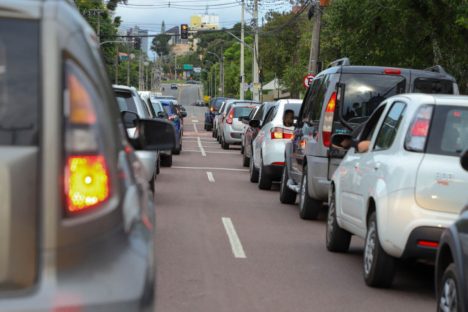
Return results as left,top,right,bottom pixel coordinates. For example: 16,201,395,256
263,106,277,124
374,102,406,151
0,19,39,146
301,78,323,124
427,106,468,156
284,103,301,117
150,101,164,113
413,78,453,94
253,105,264,120
234,106,255,118
341,74,406,123
115,91,138,113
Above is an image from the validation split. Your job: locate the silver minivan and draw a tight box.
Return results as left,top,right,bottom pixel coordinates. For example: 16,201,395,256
0,1,175,311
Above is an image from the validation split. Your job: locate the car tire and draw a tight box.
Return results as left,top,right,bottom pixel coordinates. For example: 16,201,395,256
249,155,259,183
241,144,244,154
326,186,351,252
173,140,182,155
279,165,296,204
213,129,217,138
258,157,272,190
298,166,322,220
160,154,173,167
242,151,250,167
438,263,460,312
363,212,395,288
221,136,229,150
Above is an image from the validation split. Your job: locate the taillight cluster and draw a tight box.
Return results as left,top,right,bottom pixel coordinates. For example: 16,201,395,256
270,127,294,140
64,61,111,215
226,108,234,124
405,105,433,152
322,92,337,147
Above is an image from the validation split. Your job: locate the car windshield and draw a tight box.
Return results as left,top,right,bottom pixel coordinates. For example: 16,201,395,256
427,106,468,156
341,74,406,123
0,19,39,146
115,91,138,114
234,106,256,118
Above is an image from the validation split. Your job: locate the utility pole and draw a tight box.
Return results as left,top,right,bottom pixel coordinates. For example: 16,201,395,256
252,0,260,101
240,0,245,100
127,43,131,86
174,54,177,80
220,47,224,97
308,1,324,74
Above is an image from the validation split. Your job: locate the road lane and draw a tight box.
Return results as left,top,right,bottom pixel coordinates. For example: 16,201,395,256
154,107,435,312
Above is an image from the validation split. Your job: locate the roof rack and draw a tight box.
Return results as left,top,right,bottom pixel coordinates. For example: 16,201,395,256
328,57,351,68
424,65,448,75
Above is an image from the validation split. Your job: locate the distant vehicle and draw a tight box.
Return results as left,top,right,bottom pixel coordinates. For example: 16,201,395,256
114,85,161,188
0,2,175,310
435,149,468,312
220,102,260,150
327,94,468,288
282,57,460,220
249,99,301,190
217,100,260,146
241,101,276,167
205,97,230,130
171,83,178,90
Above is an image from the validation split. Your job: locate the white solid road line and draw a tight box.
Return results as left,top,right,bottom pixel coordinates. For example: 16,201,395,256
197,137,207,157
193,123,198,133
206,171,215,183
172,166,249,172
222,217,246,259
192,119,199,123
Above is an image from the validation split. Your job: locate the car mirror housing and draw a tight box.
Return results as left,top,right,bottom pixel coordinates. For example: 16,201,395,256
249,119,260,128
126,117,176,151
122,111,139,129
461,149,468,171
181,111,188,118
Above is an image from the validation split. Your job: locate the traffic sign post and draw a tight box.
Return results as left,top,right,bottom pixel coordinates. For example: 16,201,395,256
303,73,315,88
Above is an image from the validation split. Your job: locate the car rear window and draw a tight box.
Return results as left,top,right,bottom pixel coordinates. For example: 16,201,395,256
426,106,468,156
0,19,39,146
341,74,406,123
162,102,175,114
413,78,454,94
284,103,301,117
234,106,255,118
115,91,138,114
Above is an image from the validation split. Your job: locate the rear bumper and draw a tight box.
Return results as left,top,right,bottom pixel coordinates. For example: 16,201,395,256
263,164,284,180
401,226,445,260
224,128,243,144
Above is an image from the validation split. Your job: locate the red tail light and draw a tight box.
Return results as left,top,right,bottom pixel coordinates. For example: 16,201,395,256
405,105,433,152
411,119,430,137
322,92,336,147
64,60,111,215
226,108,234,124
417,240,439,248
270,127,294,139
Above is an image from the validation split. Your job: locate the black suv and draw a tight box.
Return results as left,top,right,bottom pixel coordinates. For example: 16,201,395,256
280,57,459,219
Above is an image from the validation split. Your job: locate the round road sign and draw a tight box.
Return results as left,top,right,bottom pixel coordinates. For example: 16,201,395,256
303,73,315,88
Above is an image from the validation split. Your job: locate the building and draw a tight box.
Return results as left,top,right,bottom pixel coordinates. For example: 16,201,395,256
190,14,220,31
126,26,149,57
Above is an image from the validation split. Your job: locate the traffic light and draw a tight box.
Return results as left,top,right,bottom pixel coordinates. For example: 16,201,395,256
180,24,188,39
134,37,141,50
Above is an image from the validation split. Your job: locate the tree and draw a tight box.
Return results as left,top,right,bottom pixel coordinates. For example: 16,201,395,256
151,34,171,57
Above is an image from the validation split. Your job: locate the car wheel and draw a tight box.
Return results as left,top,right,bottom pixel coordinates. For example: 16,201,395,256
213,129,217,138
438,264,460,312
249,155,259,183
363,212,395,288
172,135,182,155
326,186,351,252
298,166,322,220
221,136,229,150
242,151,250,167
160,154,172,167
279,165,296,204
258,157,272,190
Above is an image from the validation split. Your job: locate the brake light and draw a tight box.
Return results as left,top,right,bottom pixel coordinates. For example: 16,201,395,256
322,92,336,147
226,108,234,124
384,68,401,75
405,105,433,152
417,240,439,248
64,60,112,215
65,155,110,213
270,127,294,139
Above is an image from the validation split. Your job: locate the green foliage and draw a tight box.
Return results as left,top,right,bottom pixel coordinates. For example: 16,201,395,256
151,34,171,57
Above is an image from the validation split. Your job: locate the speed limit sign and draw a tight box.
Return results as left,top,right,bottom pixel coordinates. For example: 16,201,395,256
303,73,315,88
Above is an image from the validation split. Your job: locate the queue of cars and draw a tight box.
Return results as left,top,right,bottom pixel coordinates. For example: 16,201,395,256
207,59,467,310
0,1,187,311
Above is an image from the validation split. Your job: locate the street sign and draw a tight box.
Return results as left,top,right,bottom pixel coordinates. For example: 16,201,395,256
193,67,201,73
183,64,193,71
303,73,315,88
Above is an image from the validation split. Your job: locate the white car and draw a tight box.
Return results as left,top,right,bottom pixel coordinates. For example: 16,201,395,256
220,102,260,149
327,94,468,288
213,100,227,139
250,99,302,189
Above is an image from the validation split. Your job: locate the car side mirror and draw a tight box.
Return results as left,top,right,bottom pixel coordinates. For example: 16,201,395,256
180,106,186,112
249,119,260,128
461,149,468,171
181,111,188,118
122,111,139,129
136,118,176,151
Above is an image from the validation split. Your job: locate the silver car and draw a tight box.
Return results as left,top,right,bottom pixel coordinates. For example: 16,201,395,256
0,1,175,311
220,102,260,149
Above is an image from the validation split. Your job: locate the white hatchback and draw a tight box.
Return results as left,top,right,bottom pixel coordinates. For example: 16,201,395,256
327,94,468,288
250,99,302,189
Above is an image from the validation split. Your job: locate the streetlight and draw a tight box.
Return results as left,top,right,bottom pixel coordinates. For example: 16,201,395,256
207,51,224,97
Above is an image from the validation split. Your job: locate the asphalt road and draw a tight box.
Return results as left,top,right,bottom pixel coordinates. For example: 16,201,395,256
153,106,436,312
160,83,201,106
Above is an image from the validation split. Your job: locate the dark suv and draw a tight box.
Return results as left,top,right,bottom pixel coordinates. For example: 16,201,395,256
280,58,459,219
